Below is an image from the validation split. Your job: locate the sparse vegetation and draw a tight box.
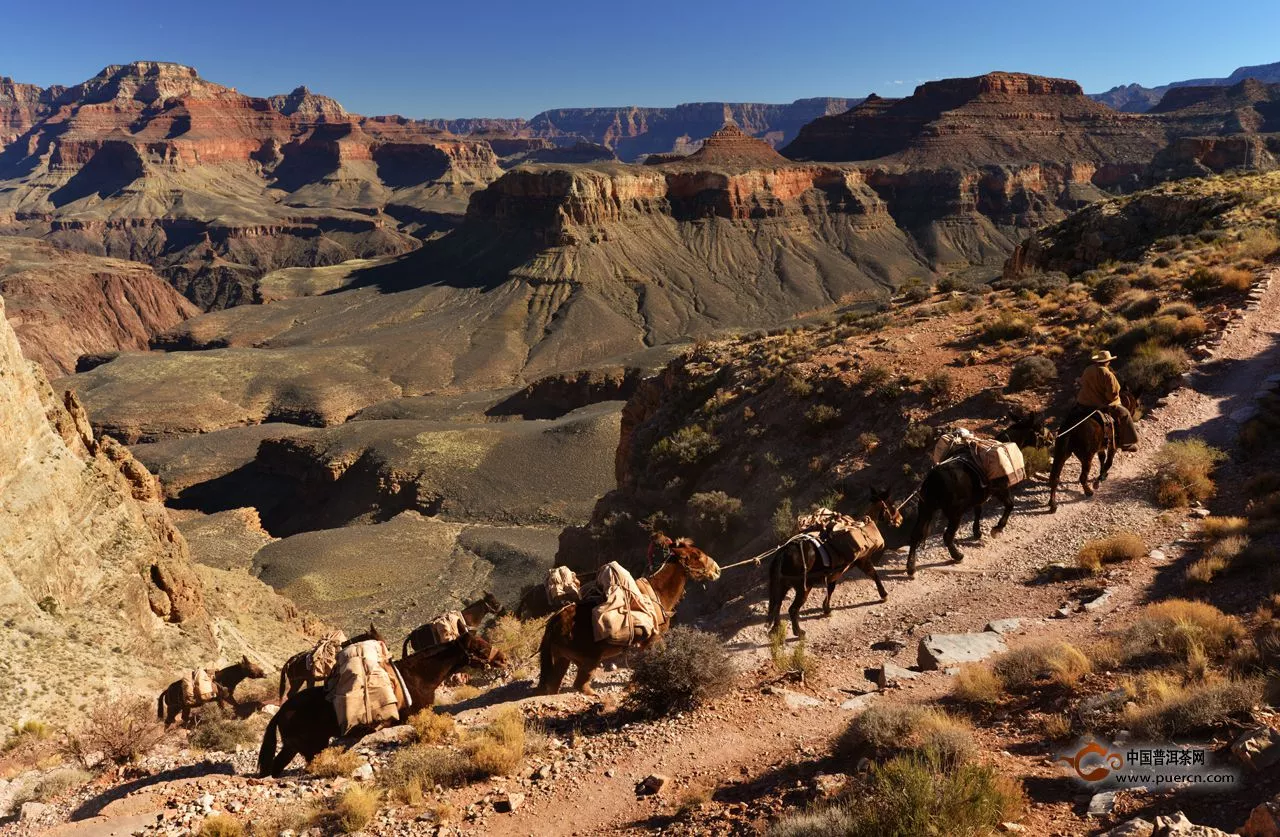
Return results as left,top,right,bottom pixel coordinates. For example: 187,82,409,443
1022,446,1051,478
902,423,933,450
772,498,795,540
1122,599,1245,666
688,490,744,534
409,710,456,745
1202,516,1248,540
198,815,246,837
463,707,533,777
858,364,892,390
1007,355,1057,391
1124,677,1262,739
189,706,255,753
992,641,1091,689
804,403,842,428
630,627,736,716
980,311,1034,343
951,664,1002,705
1153,438,1225,507
841,704,977,769
653,424,720,466
1121,341,1188,393
382,745,474,801
1076,533,1146,573
486,614,543,679
334,785,380,833
921,370,956,402
769,623,815,680
62,696,163,766
309,746,361,778
857,432,880,453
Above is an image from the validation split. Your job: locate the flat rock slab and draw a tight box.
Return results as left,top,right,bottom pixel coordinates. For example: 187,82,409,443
1232,725,1280,771
1101,819,1154,837
1083,587,1118,613
779,689,824,709
877,662,920,688
917,633,1007,670
985,618,1022,634
1088,790,1118,816
839,694,878,712
45,814,163,837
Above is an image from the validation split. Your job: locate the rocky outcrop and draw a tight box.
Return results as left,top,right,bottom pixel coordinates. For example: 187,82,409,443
0,237,198,376
1091,60,1280,113
0,76,60,148
0,62,501,308
783,72,1166,168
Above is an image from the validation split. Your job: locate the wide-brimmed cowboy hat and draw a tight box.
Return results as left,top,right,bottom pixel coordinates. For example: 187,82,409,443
1090,350,1116,364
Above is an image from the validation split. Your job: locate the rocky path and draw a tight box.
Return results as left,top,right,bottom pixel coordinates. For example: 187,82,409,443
473,269,1279,835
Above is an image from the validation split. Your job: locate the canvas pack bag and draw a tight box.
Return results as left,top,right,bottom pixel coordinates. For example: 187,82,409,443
328,639,406,734
428,611,469,646
544,565,581,607
969,438,1027,486
591,562,661,645
182,668,217,704
308,629,347,681
795,508,884,561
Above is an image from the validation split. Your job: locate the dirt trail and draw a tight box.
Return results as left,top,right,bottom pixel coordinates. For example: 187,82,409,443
475,269,1279,836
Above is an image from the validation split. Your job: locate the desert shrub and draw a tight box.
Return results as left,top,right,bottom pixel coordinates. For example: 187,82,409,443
1202,516,1248,540
857,432,879,453
189,706,255,753
1092,276,1131,304
951,664,1002,705
23,767,92,803
900,279,933,303
772,498,795,541
1186,555,1227,585
334,785,380,833
1173,315,1207,343
1121,341,1188,393
1076,533,1146,573
409,710,456,745
4,720,50,752
1124,678,1262,740
1022,446,1051,478
246,803,312,837
841,705,977,769
805,404,843,428
463,707,529,776
309,746,361,778
772,753,1024,837
448,685,481,703
1186,266,1255,299
1157,301,1197,319
1122,599,1245,666
1235,227,1280,261
382,745,473,800
858,364,892,390
687,491,743,534
63,696,163,766
1153,438,1225,507
937,275,984,293
921,370,956,402
653,424,720,466
980,312,1033,343
1116,290,1161,319
785,371,814,397
486,615,542,679
1007,355,1057,391
198,815,245,837
992,641,1091,690
1041,713,1073,740
630,627,735,716
902,423,933,450
769,624,815,680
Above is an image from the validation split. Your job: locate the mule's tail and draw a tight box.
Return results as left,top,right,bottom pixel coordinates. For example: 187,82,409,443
258,708,283,777
536,631,555,694
402,635,411,659
156,691,166,723
278,660,289,700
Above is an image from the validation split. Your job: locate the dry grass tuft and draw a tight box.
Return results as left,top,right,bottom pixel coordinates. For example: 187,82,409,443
197,815,245,837
1201,516,1248,540
62,696,163,767
992,642,1092,690
843,705,977,769
409,710,456,745
381,745,474,801
486,615,543,679
1122,599,1246,666
951,665,1003,705
334,785,380,833
309,746,360,778
1154,438,1225,507
463,707,528,777
1076,533,1146,573
1124,677,1262,740
1041,713,1073,740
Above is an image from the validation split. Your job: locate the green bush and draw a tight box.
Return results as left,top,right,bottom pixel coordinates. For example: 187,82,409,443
653,424,720,466
903,423,933,450
858,364,892,390
805,404,843,428
1153,438,1224,507
687,491,743,534
1007,356,1057,391
629,627,736,717
1120,341,1188,393
921,370,956,402
979,312,1033,343
189,707,256,753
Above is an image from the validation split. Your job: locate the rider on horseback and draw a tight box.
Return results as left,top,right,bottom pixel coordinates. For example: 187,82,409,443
1076,351,1138,452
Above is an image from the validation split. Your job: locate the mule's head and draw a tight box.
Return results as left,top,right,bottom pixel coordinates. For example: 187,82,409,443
867,488,903,528
240,655,267,679
461,632,506,668
481,591,505,616
671,538,721,581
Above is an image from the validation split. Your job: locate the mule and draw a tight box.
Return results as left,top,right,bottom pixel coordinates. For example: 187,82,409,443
765,506,901,638
279,625,383,699
537,535,720,696
401,592,505,657
258,633,505,777
158,656,267,727
872,456,1015,579
1046,390,1140,514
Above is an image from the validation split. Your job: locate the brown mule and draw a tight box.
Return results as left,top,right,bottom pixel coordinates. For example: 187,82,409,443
158,656,267,727
1046,390,1139,514
765,504,901,638
279,625,382,699
257,633,506,777
401,592,505,657
536,534,720,696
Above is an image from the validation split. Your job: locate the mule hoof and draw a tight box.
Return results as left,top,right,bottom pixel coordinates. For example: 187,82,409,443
1047,504,1057,514
794,629,807,639
579,685,597,697
950,554,965,564
879,594,889,602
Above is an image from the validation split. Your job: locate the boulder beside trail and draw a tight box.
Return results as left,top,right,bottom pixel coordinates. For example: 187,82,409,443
917,633,1007,670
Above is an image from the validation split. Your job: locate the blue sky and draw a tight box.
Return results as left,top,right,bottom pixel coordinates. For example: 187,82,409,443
3,0,1275,118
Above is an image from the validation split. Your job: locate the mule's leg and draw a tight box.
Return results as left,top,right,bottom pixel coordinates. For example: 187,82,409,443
1047,438,1069,513
993,488,1014,533
766,566,785,632
943,512,965,563
572,660,602,696
907,506,933,579
789,585,810,639
272,745,298,777
1079,452,1094,498
822,576,836,616
1096,449,1109,484
971,499,984,540
859,559,889,601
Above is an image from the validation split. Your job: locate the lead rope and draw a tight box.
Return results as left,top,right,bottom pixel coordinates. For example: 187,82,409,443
1057,409,1102,437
